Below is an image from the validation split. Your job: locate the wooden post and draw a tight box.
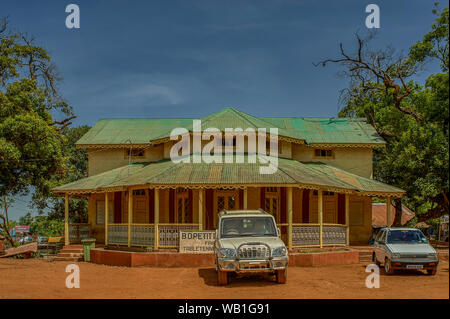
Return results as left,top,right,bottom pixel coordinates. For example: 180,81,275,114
198,189,203,230
128,189,133,247
287,187,293,250
64,193,69,246
345,193,350,246
318,189,323,248
243,188,248,209
154,188,160,250
386,196,391,227
105,192,109,246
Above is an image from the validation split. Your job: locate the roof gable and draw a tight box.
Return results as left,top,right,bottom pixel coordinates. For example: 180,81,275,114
76,107,385,146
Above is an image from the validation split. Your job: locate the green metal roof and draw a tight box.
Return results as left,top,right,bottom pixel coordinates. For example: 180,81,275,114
261,117,385,144
76,107,385,146
52,156,404,197
76,118,193,145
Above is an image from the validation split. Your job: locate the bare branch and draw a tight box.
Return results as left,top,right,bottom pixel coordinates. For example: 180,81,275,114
314,32,422,122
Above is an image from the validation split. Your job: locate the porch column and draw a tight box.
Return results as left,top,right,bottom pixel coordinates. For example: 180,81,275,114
64,193,69,246
318,189,323,248
154,188,160,250
345,194,350,246
243,188,248,209
287,187,293,250
198,189,203,230
386,196,391,227
127,189,133,247
105,192,109,246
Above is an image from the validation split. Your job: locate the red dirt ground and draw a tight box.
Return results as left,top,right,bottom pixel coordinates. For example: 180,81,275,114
0,258,448,299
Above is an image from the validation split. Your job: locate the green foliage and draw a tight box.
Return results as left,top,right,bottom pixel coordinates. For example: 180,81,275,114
338,5,449,221
18,212,64,236
0,18,74,198
32,125,90,223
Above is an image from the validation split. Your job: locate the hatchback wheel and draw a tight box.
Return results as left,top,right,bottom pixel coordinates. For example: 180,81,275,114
384,258,395,275
372,252,380,266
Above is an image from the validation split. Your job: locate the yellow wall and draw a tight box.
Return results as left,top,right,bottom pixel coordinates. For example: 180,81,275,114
88,145,164,176
87,187,372,246
348,195,372,245
89,141,373,179
88,193,105,244
292,144,373,178
247,187,260,209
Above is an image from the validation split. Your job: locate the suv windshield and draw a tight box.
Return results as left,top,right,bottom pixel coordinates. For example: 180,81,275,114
220,216,277,238
386,230,428,244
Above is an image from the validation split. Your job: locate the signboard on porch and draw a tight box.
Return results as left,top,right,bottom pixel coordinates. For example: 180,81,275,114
14,225,30,233
179,231,216,254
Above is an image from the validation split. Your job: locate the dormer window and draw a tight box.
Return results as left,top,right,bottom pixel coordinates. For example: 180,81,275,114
125,148,145,158
314,149,333,158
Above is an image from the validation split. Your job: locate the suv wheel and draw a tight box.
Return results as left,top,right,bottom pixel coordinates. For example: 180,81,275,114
384,258,395,275
426,268,437,276
217,269,228,286
276,269,287,284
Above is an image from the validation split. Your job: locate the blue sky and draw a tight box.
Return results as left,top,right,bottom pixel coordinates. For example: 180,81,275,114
2,0,443,220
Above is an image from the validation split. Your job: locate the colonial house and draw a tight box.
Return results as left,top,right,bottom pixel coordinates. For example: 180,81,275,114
52,107,404,250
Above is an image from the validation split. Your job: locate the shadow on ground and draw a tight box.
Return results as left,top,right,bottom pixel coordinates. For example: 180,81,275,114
198,268,279,287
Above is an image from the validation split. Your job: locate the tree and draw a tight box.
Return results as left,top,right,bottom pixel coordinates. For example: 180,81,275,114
0,196,15,244
315,4,449,224
0,17,76,200
32,125,90,223
19,212,64,237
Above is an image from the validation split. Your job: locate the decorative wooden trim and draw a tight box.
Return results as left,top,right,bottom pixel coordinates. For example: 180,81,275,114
54,183,404,199
308,143,385,148
77,144,150,149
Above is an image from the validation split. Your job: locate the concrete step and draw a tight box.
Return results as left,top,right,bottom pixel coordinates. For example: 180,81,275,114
63,245,83,249
359,252,374,263
57,252,83,258
52,256,83,262
60,249,83,254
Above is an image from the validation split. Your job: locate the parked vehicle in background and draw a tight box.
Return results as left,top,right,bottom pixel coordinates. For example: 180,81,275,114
18,235,33,245
214,209,289,285
373,228,439,275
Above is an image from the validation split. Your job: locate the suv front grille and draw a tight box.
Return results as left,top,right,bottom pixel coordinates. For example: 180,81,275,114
238,244,270,259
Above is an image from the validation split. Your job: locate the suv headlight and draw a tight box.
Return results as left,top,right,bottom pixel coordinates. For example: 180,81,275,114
218,248,236,258
272,246,287,257
427,253,437,259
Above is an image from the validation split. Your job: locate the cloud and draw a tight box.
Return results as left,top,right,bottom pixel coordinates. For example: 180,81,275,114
120,83,183,105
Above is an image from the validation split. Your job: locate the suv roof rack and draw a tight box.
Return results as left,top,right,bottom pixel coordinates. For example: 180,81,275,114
218,209,270,217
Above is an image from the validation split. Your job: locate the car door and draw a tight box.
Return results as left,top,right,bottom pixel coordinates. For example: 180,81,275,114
374,230,386,262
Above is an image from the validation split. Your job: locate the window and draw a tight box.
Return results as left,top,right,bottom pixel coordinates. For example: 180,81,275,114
96,201,105,225
264,187,279,222
222,135,237,147
96,200,114,225
132,189,146,196
266,141,282,154
312,190,334,196
314,149,333,158
376,230,386,243
125,148,145,158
